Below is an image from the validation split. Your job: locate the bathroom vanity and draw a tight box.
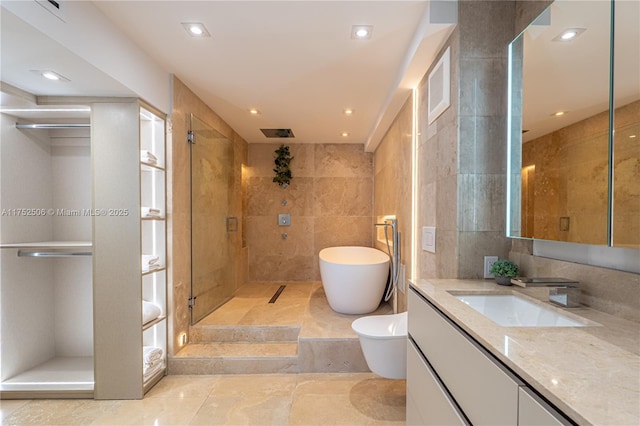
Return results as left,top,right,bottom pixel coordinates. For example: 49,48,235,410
407,279,640,425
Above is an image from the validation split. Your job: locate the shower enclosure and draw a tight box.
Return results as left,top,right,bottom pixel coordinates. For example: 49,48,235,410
189,114,235,324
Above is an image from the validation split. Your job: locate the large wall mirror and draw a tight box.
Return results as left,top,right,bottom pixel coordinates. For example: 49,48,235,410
508,0,639,249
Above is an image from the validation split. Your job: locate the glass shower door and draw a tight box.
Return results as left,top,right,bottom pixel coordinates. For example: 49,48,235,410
189,114,235,324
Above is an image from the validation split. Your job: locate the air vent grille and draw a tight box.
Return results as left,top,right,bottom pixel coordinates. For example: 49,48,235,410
260,128,295,138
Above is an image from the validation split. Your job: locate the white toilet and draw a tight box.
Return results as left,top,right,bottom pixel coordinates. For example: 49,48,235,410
351,311,407,379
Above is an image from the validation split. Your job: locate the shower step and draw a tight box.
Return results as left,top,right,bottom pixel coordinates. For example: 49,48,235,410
189,324,300,343
168,342,299,374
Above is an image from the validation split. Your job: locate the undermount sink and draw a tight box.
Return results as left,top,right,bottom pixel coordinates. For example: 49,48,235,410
453,293,591,327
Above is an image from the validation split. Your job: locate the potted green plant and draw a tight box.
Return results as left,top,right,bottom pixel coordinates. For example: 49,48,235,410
490,259,519,286
273,144,294,188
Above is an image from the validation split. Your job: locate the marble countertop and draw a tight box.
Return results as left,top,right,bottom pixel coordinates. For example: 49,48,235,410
410,279,640,426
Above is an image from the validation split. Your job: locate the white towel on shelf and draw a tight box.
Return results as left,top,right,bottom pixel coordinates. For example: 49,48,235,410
142,256,160,272
141,207,163,218
142,254,160,267
140,150,158,165
143,359,164,382
143,346,164,366
142,300,162,325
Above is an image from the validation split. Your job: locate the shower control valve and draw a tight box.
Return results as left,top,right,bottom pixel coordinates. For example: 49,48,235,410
278,213,291,226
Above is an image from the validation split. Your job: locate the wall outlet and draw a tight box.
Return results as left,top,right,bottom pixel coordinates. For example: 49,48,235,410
483,256,498,278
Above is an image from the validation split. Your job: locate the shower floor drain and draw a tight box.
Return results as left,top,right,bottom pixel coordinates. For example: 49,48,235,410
268,285,286,303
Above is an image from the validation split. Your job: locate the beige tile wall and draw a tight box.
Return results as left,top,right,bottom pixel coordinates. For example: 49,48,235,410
373,97,413,312
245,143,373,282
414,1,515,281
169,76,248,355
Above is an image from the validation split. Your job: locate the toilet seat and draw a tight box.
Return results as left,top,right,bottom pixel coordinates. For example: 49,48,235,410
352,311,407,339
351,311,408,379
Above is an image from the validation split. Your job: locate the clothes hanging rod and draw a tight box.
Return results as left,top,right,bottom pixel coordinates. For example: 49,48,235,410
17,249,92,258
15,123,90,129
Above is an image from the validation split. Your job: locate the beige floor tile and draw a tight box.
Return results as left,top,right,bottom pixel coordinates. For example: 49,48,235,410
2,399,116,426
144,375,220,399
290,374,406,425
275,282,313,300
199,297,263,325
189,395,292,425
90,397,205,425
233,282,282,298
239,300,308,326
289,394,404,425
0,400,30,422
208,374,298,397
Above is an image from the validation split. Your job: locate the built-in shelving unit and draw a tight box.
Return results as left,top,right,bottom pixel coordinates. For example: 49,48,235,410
2,98,168,400
0,112,94,399
139,104,167,392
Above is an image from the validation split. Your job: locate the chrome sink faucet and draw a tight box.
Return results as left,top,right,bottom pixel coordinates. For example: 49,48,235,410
511,277,581,308
548,286,581,308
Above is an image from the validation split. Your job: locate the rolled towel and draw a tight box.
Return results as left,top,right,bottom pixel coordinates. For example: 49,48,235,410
142,255,160,273
141,207,162,218
143,359,164,382
142,254,160,266
143,346,163,366
140,150,158,165
142,300,162,325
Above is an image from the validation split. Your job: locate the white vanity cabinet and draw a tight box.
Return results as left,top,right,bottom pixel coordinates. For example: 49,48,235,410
518,387,568,426
407,287,572,426
407,339,467,425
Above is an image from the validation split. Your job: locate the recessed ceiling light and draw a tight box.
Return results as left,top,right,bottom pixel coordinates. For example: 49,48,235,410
629,134,637,139
249,108,261,115
182,22,210,37
553,28,586,42
553,111,567,117
30,69,69,82
343,109,354,115
351,25,373,39
341,132,350,137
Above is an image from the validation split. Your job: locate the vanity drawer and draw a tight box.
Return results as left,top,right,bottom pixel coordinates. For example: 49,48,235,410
408,288,521,425
519,387,571,426
407,339,468,425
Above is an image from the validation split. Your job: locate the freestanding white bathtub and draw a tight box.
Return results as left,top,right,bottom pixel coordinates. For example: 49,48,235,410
319,246,390,314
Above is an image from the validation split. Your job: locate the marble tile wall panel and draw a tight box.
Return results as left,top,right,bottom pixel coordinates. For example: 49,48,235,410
460,0,516,58
458,116,507,175
246,177,314,217
315,144,374,178
457,174,506,232
246,143,373,282
314,178,373,217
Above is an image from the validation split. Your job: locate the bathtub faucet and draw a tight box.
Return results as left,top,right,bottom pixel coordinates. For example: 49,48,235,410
374,217,400,305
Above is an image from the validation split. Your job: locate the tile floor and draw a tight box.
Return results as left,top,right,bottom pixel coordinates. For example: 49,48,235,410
2,282,406,425
1,373,406,425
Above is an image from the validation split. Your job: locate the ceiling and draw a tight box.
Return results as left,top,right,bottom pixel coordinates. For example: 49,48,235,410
1,1,455,151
